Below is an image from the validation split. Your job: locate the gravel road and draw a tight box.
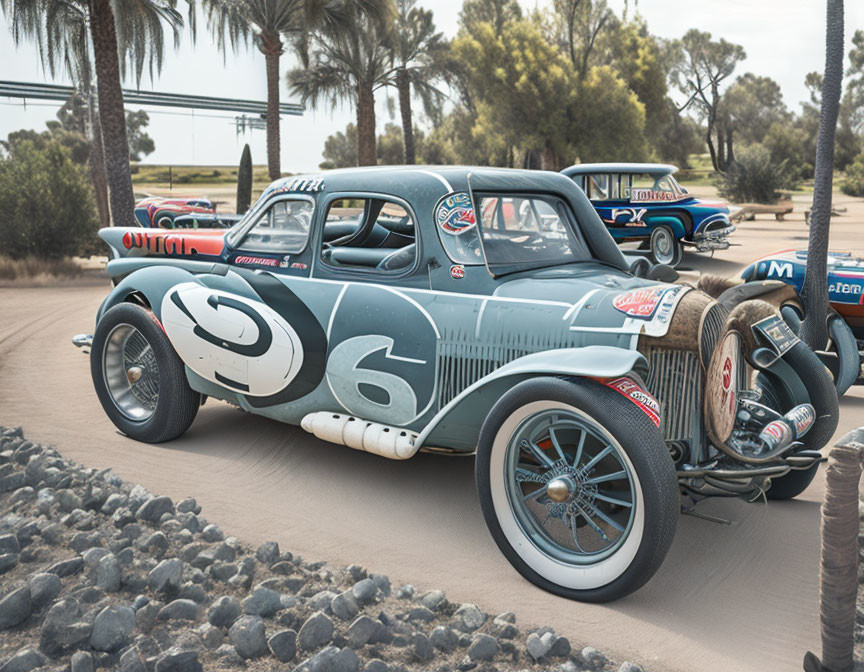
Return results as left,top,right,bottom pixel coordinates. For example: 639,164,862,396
2,195,863,672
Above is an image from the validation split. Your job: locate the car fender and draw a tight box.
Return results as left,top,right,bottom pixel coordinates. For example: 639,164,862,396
414,346,648,452
644,215,686,239
95,265,204,324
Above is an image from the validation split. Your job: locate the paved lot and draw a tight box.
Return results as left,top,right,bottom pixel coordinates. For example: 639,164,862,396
1,191,862,672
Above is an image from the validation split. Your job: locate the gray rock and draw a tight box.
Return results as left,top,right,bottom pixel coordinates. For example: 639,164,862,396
268,629,297,662
56,488,83,512
213,644,244,667
0,471,26,493
96,554,122,592
453,603,485,632
347,615,377,648
618,664,645,672
228,615,268,659
242,587,282,617
407,606,435,622
0,554,17,574
208,596,242,628
154,648,203,672
468,633,499,661
256,541,279,565
329,647,360,672
137,496,174,523
120,648,147,672
39,598,91,655
136,603,159,633
370,573,391,597
420,589,447,611
549,635,571,658
28,573,60,609
90,605,135,651
82,547,110,567
101,493,127,515
47,556,84,577
0,648,46,672
581,646,608,670
0,586,31,630
526,632,552,661
0,534,20,555
298,611,334,651
200,524,223,542
148,558,183,593
176,498,198,513
363,660,389,672
430,625,458,653
158,599,200,621
198,623,223,650
352,578,377,604
308,589,337,612
70,651,95,672
296,646,338,672
330,589,359,621
412,633,434,662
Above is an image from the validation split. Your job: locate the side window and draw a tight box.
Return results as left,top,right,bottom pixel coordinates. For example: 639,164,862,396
320,197,417,273
587,174,611,201
237,198,313,253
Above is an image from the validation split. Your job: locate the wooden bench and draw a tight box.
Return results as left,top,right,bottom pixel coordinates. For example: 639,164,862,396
730,200,794,222
805,206,848,225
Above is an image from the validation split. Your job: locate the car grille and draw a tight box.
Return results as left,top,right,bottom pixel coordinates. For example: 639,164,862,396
642,347,703,443
699,302,729,369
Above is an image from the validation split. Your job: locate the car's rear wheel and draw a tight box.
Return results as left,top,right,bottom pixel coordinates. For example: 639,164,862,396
475,377,678,602
91,303,200,443
649,226,683,267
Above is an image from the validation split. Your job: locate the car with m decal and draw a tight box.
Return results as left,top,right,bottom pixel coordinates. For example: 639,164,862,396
75,166,836,602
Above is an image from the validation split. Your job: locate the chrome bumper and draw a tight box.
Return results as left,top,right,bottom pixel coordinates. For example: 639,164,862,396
686,225,735,252
72,334,93,349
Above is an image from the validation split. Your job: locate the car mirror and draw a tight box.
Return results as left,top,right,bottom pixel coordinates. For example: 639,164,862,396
647,263,679,283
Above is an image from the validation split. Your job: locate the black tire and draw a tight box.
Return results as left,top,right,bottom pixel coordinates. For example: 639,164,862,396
475,376,679,602
648,225,683,267
91,303,200,443
758,341,839,500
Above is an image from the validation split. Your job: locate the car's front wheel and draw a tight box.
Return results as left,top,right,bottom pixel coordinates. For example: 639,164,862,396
475,377,678,602
91,302,200,443
649,225,683,267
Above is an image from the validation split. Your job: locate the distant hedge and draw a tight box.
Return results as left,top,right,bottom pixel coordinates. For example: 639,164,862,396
0,136,97,259
841,151,864,197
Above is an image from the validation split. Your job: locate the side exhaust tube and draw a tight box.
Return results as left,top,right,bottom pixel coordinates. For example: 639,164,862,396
301,412,419,460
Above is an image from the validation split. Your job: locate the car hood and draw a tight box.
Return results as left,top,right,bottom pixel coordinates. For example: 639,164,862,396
493,263,693,338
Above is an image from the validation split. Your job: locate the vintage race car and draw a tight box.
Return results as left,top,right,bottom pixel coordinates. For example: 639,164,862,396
740,249,864,393
561,163,735,268
77,167,837,602
134,196,241,230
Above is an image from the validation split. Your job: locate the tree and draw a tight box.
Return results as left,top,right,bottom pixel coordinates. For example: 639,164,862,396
800,0,844,354
551,0,612,81
288,2,394,167
126,110,155,161
319,123,358,169
669,29,745,171
0,136,97,259
717,73,789,162
387,0,449,164
1,0,185,227
458,0,521,36
210,0,391,179
236,144,253,214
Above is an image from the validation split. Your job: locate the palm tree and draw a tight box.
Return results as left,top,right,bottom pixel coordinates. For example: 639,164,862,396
800,0,845,350
288,2,395,166
386,0,448,164
2,0,184,227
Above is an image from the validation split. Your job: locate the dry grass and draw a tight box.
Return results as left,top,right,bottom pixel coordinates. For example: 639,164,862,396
0,255,83,285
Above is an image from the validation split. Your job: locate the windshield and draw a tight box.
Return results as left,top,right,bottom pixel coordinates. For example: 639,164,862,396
475,193,591,276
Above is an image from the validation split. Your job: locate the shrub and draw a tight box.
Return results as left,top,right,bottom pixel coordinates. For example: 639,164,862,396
715,144,795,204
841,152,864,197
0,136,98,259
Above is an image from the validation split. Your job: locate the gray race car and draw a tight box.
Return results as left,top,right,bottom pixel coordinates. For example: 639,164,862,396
77,166,838,602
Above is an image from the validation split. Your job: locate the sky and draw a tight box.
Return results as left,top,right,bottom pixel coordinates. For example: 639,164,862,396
0,0,862,172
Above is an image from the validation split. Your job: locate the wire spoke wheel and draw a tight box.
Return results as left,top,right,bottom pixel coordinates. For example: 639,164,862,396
102,323,160,422
505,409,636,564
651,227,676,265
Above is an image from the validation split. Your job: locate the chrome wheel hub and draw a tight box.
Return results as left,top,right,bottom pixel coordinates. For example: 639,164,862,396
506,410,636,563
103,324,159,421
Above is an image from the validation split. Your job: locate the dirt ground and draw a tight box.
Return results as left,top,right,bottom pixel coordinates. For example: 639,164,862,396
1,191,863,672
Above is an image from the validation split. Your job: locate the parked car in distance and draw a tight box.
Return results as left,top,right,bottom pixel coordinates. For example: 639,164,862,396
561,163,734,267
134,196,241,230
740,249,864,393
78,167,836,602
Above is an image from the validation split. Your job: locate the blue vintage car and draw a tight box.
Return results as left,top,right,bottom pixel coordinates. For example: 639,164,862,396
561,163,735,267
75,167,836,602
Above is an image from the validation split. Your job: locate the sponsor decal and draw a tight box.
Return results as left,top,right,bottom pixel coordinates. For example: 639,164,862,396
449,264,465,279
234,255,278,267
630,188,681,202
435,193,477,235
767,260,793,279
612,285,671,319
272,177,325,194
291,262,308,270
785,404,815,438
752,315,799,355
603,377,661,427
609,208,647,226
722,356,733,390
759,420,791,450
121,230,224,256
